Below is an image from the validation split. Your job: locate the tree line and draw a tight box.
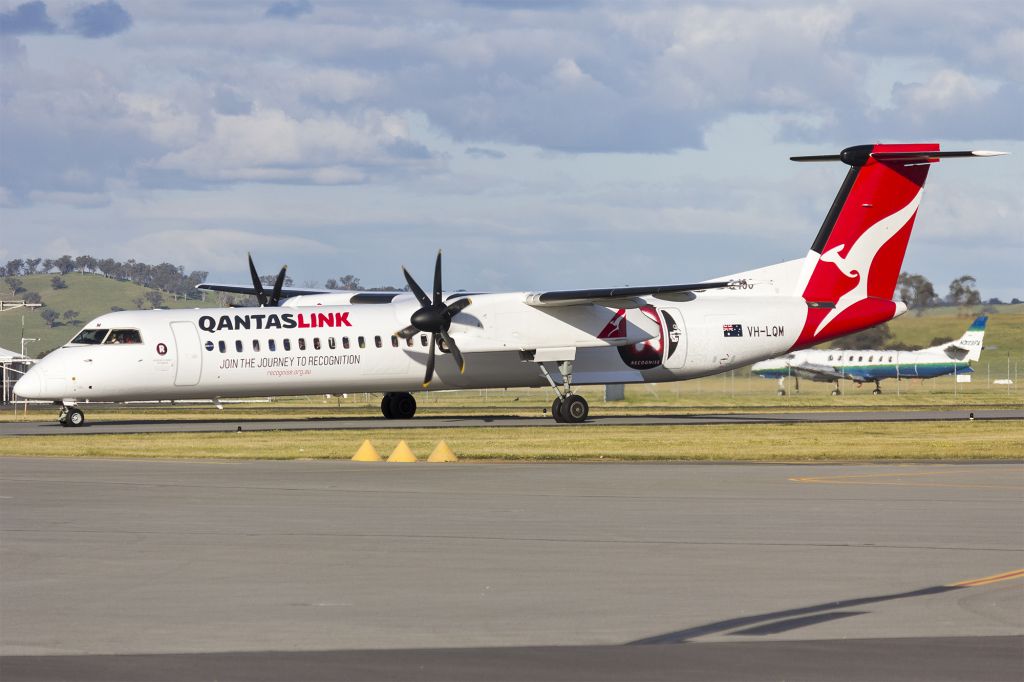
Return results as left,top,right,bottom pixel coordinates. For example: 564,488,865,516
2,256,209,302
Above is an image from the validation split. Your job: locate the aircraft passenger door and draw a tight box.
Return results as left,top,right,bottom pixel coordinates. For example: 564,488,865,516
170,322,203,386
660,308,687,369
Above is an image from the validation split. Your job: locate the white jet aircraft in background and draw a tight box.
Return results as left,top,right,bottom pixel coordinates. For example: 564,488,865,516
751,315,988,395
14,143,1005,426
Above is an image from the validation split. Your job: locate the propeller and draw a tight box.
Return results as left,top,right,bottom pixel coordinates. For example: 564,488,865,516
397,250,471,387
247,253,288,307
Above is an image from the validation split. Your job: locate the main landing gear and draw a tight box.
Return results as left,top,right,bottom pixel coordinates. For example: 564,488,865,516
381,392,417,419
58,403,85,427
539,360,589,424
872,380,883,396
830,380,842,397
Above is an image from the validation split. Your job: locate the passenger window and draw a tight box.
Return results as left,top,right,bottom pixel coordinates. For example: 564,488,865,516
406,336,414,347
889,356,893,362
314,338,321,350
420,335,428,347
219,340,226,353
268,339,276,352
105,329,142,344
343,337,350,350
236,340,243,352
848,355,853,361
253,339,260,352
298,338,306,351
328,337,336,350
868,355,873,362
374,336,382,348
283,338,291,351
70,328,109,345
391,336,399,348
857,356,863,362
358,336,366,349
828,354,833,361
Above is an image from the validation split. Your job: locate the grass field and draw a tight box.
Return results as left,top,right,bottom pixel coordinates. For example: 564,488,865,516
2,420,1020,461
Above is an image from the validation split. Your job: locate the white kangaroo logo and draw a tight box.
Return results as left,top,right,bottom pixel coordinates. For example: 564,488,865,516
814,189,923,335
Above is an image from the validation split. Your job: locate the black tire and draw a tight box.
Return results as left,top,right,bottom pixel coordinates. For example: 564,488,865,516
391,393,417,419
66,407,85,427
551,398,566,423
777,389,786,396
381,394,395,419
560,395,589,423
831,389,841,396
872,389,882,395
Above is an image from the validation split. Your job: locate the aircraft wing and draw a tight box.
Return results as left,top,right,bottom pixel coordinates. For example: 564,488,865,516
790,362,844,381
524,281,734,308
195,283,401,303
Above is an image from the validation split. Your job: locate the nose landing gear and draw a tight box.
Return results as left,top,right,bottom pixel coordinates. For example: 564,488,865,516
58,404,85,427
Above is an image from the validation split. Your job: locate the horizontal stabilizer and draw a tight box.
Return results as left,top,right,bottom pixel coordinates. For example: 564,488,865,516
791,150,1007,164
525,281,734,307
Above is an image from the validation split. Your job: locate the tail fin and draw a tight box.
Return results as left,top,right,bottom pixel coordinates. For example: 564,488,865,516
941,315,988,362
790,145,1006,349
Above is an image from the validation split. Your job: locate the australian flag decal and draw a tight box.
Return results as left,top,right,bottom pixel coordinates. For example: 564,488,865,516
723,324,743,337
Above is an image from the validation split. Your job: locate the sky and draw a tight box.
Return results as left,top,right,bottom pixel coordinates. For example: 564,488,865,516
1,0,1021,299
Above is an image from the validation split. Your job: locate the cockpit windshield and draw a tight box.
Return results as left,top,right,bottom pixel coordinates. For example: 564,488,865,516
70,328,109,345
105,329,143,344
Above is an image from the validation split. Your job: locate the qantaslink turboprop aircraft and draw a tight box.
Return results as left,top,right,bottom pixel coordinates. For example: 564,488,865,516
14,144,1006,426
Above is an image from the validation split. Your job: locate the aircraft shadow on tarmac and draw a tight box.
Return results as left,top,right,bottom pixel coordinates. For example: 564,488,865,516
629,583,965,644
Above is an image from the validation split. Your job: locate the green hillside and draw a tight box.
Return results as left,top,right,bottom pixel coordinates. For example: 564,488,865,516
0,273,220,356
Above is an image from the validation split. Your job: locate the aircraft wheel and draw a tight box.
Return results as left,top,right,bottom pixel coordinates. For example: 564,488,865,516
390,392,417,419
66,407,85,427
380,394,395,419
551,398,566,423
777,389,786,396
872,388,882,395
560,395,589,424
831,389,841,396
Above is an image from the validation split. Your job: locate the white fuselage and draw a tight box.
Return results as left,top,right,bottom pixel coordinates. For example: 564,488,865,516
16,290,807,403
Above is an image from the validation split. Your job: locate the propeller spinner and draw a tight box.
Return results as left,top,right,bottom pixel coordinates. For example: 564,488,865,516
397,250,471,387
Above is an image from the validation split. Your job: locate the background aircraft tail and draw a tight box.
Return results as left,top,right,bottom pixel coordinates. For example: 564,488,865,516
939,315,988,362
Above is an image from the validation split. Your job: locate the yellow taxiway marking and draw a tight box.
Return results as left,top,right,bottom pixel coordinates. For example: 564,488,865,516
790,466,1024,490
949,568,1024,588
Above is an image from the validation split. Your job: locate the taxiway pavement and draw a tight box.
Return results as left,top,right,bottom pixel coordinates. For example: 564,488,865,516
2,408,1021,435
1,458,1021,680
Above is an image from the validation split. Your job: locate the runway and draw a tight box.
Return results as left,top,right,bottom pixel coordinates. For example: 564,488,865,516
1,458,1021,680
2,408,1022,435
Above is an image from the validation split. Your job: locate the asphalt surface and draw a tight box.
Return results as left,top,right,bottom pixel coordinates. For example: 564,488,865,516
2,408,1021,435
1,459,1022,681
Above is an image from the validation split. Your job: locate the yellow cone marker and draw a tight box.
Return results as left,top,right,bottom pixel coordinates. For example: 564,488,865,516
387,440,417,462
427,441,458,463
351,439,382,462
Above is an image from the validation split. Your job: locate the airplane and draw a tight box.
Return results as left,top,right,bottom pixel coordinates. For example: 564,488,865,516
14,143,1006,427
751,315,988,395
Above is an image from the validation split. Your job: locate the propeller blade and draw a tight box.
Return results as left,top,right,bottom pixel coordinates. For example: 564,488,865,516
269,265,287,306
432,250,442,306
402,266,431,307
396,324,419,340
423,333,437,387
446,297,472,316
247,253,268,306
439,328,465,374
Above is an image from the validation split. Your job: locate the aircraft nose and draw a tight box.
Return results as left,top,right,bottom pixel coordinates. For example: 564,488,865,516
13,370,42,399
